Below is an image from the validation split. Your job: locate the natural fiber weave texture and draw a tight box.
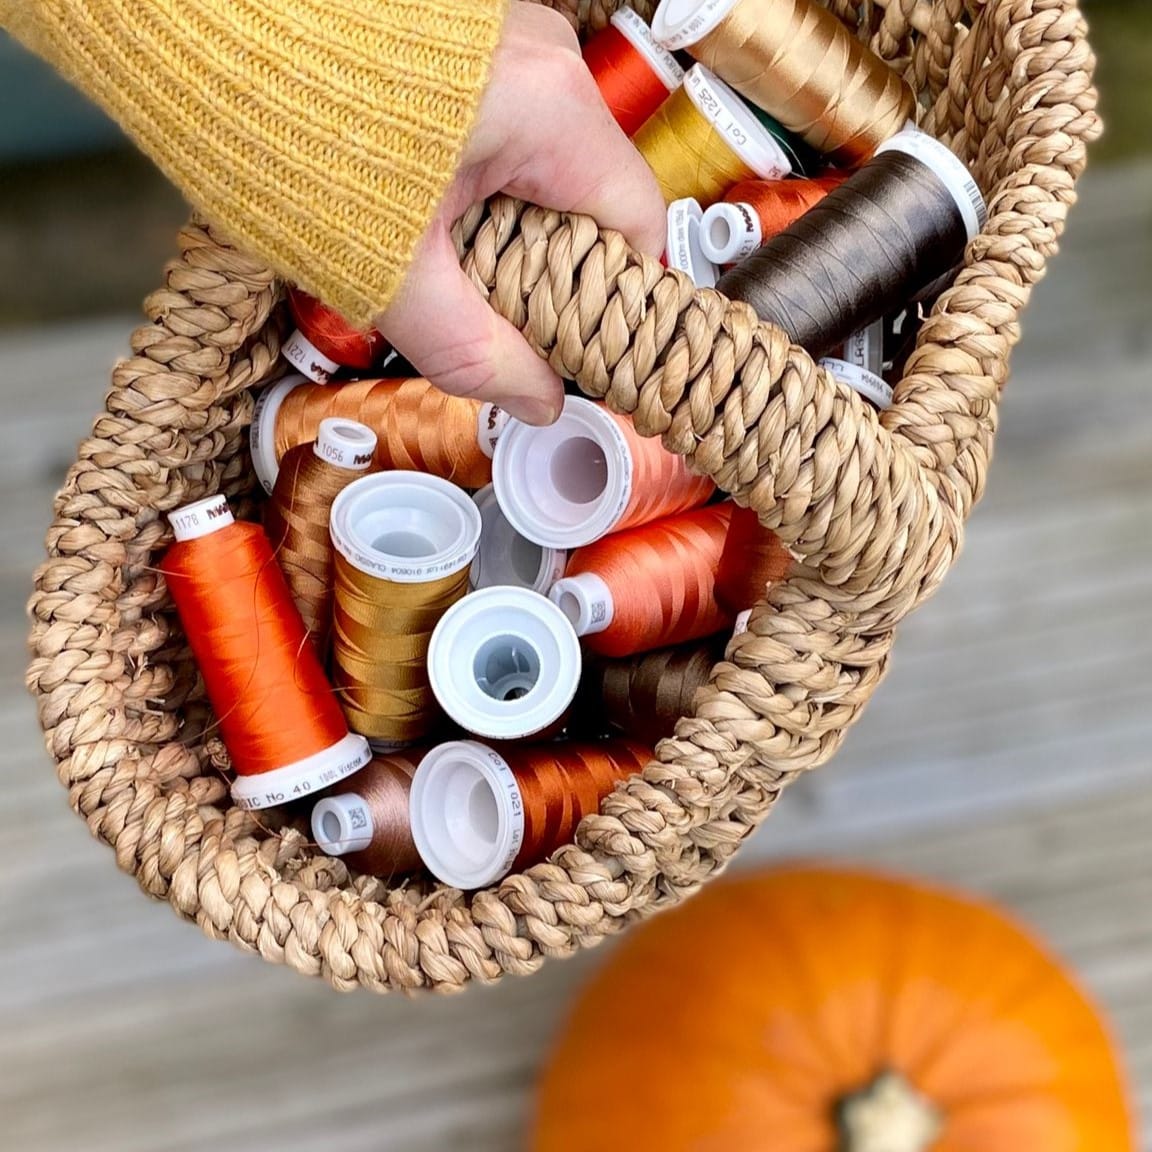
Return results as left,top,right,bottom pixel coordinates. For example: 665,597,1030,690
26,0,1101,992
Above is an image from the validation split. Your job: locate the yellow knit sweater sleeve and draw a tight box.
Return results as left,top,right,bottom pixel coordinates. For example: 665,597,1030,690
0,0,507,325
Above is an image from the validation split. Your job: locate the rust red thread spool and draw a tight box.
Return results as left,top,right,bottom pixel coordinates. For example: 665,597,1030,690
160,495,371,810
583,8,684,137
282,287,390,383
409,738,650,889
549,503,734,657
713,504,793,613
699,172,850,263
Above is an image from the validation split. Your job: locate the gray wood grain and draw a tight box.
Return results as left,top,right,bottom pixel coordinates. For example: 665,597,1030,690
1,161,1150,1152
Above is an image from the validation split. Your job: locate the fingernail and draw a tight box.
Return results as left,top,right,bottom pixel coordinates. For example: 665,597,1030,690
508,395,561,427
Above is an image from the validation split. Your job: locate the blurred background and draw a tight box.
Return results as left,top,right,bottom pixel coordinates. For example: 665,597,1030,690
0,2,1149,1149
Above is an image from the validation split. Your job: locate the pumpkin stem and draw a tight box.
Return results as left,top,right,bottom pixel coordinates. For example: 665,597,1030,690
838,1071,941,1152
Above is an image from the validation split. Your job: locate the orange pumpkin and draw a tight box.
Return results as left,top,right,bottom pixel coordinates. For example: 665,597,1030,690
534,866,1134,1152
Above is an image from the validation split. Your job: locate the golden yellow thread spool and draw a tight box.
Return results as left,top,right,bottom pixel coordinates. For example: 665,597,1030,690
634,65,793,204
329,472,482,749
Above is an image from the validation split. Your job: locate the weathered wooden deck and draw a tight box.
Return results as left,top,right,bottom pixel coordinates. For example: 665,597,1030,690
1,160,1149,1150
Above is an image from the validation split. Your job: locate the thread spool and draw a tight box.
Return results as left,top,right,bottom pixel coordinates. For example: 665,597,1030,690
470,485,567,595
698,173,848,264
652,0,917,166
263,419,378,657
161,496,371,810
282,287,390,384
492,395,715,550
579,638,726,745
584,8,684,137
428,587,581,741
713,504,793,613
249,375,508,495
409,739,650,889
716,129,987,360
550,503,734,657
633,65,792,204
310,751,424,878
329,472,483,750
665,198,719,288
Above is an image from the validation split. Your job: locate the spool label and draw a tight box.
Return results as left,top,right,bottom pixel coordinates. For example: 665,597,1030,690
477,404,511,459
231,736,371,810
611,6,684,91
330,517,478,584
282,329,340,384
820,358,894,410
483,746,527,878
684,67,791,180
840,321,885,375
666,199,719,289
733,609,753,637
169,496,232,540
317,437,375,470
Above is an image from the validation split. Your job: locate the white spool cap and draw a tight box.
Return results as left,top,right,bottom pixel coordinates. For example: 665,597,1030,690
699,200,763,264
282,327,340,384
470,485,567,594
249,375,307,494
230,731,373,811
682,66,792,181
314,418,377,471
549,571,615,638
428,587,582,740
492,396,634,550
312,791,374,856
409,740,526,890
821,357,894,410
610,7,684,91
652,0,740,51
876,127,987,241
666,199,720,289
168,495,234,542
329,471,483,583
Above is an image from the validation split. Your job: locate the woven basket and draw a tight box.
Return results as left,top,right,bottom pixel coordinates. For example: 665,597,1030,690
26,0,1100,992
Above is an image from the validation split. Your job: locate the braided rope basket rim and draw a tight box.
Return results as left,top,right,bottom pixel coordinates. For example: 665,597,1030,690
26,0,1101,991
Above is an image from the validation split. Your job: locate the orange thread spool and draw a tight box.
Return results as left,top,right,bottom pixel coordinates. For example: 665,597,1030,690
550,503,734,657
714,504,793,613
699,173,849,263
583,9,684,137
310,751,425,879
250,376,507,494
282,287,390,383
409,738,651,889
160,496,370,810
492,395,715,550
263,419,378,658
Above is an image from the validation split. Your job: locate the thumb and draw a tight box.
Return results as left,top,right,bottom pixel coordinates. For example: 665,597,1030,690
374,223,564,426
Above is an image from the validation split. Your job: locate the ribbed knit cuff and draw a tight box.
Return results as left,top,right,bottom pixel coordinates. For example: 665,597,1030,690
2,0,508,324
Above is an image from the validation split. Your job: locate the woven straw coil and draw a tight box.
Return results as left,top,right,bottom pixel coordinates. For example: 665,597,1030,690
26,0,1101,991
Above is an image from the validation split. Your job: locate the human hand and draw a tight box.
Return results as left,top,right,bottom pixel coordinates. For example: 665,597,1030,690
374,2,666,426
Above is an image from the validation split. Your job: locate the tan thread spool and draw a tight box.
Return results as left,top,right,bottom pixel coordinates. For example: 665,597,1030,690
263,419,377,658
652,0,917,166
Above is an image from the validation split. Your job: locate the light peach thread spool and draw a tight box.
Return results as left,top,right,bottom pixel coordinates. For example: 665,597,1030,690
492,395,715,550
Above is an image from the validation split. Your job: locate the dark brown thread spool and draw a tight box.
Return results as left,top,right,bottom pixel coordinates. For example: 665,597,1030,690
716,130,985,360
